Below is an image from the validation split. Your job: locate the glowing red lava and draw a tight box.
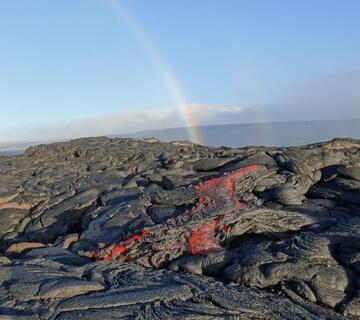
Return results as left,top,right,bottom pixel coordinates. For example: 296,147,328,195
188,219,223,254
187,165,257,254
102,229,149,262
93,165,258,261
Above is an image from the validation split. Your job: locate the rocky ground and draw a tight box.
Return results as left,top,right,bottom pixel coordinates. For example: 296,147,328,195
1,136,360,319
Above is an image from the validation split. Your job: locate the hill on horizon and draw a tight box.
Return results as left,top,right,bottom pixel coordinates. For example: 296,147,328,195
1,118,360,156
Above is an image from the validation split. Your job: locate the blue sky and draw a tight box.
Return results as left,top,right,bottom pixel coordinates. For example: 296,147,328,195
1,0,360,142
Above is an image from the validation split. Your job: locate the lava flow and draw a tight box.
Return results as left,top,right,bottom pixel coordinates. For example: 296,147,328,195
91,165,258,262
103,229,149,262
187,165,258,254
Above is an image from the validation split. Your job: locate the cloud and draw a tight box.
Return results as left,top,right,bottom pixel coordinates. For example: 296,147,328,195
2,69,360,144
6,103,249,142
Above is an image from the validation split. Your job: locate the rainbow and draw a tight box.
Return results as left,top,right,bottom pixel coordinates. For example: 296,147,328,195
106,0,204,144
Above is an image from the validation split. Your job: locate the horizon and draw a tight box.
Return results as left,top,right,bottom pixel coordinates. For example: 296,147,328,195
1,118,360,156
1,1,360,143
1,117,359,145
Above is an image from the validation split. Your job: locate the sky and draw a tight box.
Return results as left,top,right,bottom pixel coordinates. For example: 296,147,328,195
0,0,360,143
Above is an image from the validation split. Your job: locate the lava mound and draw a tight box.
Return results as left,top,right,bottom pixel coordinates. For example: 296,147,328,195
1,137,360,319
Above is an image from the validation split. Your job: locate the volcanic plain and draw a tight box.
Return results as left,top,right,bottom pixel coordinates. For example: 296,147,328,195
1,137,360,319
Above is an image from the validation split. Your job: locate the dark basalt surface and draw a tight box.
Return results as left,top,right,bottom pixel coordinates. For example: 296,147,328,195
1,136,360,319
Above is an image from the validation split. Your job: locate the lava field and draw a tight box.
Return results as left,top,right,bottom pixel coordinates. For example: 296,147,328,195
1,137,360,319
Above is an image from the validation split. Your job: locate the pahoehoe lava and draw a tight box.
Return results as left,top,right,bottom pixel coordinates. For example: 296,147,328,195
1,136,360,319
89,165,258,263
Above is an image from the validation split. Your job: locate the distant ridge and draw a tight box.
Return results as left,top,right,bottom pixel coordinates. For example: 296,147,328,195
119,118,360,147
0,140,55,156
1,118,360,155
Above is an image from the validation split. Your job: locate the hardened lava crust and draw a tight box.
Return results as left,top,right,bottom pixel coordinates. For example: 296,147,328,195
1,136,360,319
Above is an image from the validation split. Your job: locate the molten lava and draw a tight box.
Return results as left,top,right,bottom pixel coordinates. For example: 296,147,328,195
187,165,257,254
102,229,149,261
92,165,258,261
